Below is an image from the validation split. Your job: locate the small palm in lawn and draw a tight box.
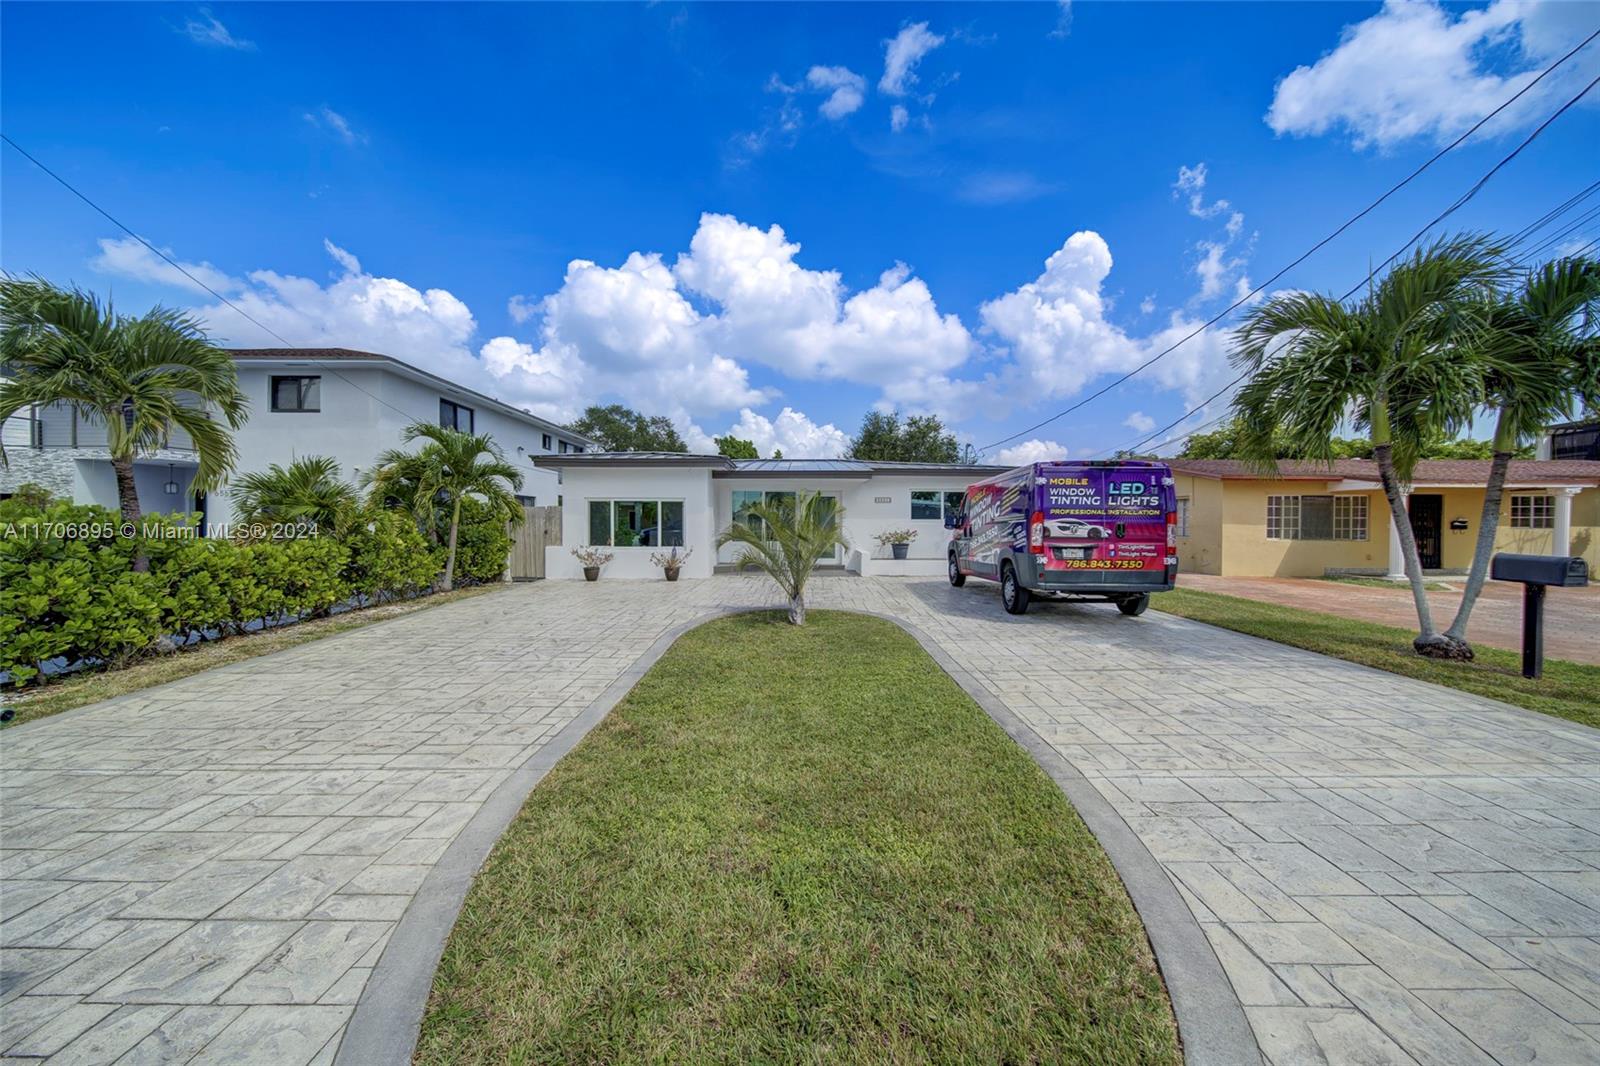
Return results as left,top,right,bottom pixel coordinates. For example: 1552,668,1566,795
716,490,846,624
373,423,524,590
231,455,360,534
1230,234,1504,658
0,277,247,569
1444,256,1600,652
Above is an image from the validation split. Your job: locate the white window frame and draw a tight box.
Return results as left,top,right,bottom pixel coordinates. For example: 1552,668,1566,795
1266,494,1300,540
1175,497,1191,538
586,499,686,547
1510,494,1554,529
1333,495,1368,541
911,490,966,521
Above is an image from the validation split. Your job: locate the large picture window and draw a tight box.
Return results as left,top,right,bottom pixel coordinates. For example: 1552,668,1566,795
911,490,967,521
1510,495,1553,529
1267,494,1367,540
270,375,320,412
587,499,684,546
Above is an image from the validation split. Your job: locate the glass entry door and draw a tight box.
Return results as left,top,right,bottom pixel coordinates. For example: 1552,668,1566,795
728,490,842,566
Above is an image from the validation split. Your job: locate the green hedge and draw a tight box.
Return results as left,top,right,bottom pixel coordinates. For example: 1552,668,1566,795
452,497,515,585
1,502,443,687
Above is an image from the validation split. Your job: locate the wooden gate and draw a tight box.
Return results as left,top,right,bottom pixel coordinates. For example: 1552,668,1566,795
508,505,562,580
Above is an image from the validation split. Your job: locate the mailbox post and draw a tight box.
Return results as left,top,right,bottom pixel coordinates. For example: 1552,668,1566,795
1489,553,1590,679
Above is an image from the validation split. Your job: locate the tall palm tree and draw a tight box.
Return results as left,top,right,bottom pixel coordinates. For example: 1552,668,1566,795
1230,235,1504,657
1442,256,1600,652
232,455,360,533
367,422,523,590
716,491,846,625
0,277,248,568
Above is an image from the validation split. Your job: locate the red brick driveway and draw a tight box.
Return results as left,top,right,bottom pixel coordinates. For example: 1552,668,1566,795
1178,573,1600,665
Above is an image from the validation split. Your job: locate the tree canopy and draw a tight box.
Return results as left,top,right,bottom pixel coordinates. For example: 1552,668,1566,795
846,411,974,464
566,404,687,453
1176,419,1533,461
714,434,759,459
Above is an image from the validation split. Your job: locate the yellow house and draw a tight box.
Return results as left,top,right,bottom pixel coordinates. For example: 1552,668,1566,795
1169,459,1600,578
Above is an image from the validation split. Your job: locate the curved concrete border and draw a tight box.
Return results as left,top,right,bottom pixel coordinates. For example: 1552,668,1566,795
337,606,1259,1066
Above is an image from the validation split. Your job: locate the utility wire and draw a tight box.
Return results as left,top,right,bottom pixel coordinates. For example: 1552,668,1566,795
978,25,1600,455
1098,116,1600,461
2,133,440,426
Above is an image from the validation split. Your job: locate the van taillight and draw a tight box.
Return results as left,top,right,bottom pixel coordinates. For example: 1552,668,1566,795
1029,511,1045,553
1166,511,1177,549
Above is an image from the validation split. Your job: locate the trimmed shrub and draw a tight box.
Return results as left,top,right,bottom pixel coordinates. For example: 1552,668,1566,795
1,499,448,688
451,497,513,585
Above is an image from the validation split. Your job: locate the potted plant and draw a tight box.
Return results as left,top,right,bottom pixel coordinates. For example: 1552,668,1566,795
875,528,918,560
650,545,693,581
570,545,614,581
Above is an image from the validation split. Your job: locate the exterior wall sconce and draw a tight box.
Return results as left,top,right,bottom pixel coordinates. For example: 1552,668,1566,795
163,464,180,495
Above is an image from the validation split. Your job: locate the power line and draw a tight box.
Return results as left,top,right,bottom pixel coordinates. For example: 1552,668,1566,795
1,133,429,426
978,24,1600,455
1507,178,1600,245
1098,142,1600,460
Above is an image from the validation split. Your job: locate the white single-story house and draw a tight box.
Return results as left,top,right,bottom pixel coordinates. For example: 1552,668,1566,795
533,452,1010,579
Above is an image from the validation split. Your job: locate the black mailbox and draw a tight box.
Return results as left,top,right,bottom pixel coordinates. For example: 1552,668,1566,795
1490,553,1588,587
1490,553,1589,678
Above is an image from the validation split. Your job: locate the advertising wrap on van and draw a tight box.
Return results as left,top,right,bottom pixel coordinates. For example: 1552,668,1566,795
1037,466,1169,572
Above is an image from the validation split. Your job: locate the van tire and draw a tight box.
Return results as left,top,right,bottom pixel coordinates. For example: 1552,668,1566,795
948,553,966,587
1001,562,1030,615
1118,594,1150,617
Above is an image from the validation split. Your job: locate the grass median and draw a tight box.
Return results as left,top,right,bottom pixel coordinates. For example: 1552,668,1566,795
417,610,1180,1065
1153,586,1599,730
0,583,508,729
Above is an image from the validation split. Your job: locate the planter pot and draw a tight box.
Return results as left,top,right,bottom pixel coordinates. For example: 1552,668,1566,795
891,543,909,560
664,569,680,582
583,566,600,582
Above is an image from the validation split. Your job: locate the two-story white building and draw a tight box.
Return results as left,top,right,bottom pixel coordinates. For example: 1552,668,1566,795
0,348,592,523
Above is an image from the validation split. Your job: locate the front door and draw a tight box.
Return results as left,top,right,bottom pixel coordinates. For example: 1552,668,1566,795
1409,494,1443,570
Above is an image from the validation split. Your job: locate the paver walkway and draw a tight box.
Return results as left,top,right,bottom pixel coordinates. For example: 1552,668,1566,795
4,576,1600,1065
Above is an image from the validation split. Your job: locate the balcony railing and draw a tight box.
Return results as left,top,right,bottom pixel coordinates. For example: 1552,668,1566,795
4,403,197,452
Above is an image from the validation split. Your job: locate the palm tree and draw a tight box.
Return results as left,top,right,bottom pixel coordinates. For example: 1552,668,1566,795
367,422,523,590
1442,256,1600,653
0,277,248,569
1230,235,1504,657
232,455,360,533
716,491,846,624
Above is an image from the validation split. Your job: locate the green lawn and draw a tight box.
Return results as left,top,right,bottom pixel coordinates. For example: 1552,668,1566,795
0,584,506,729
1318,574,1454,591
417,611,1180,1065
1154,587,1599,730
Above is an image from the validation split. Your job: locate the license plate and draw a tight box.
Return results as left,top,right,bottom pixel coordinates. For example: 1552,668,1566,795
1053,546,1092,561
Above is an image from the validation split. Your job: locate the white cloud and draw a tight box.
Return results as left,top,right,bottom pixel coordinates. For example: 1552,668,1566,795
994,439,1067,466
880,22,944,95
1122,411,1156,434
956,171,1054,205
182,9,254,50
91,237,241,296
1139,295,1156,315
506,294,536,324
1049,0,1073,39
1266,0,1592,150
1173,163,1252,304
711,407,850,458
806,65,866,120
304,106,366,146
889,104,910,132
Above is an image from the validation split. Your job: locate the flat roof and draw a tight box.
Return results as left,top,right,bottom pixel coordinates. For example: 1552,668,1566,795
227,348,596,446
533,452,1010,477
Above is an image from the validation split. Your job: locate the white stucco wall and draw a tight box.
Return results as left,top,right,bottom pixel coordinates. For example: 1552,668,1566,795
546,466,718,580
548,466,983,580
230,364,567,512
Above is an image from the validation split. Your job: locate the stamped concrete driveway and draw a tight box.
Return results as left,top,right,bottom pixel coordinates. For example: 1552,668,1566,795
4,576,1600,1065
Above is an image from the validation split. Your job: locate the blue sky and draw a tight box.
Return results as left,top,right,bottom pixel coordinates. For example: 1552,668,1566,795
3,1,1597,461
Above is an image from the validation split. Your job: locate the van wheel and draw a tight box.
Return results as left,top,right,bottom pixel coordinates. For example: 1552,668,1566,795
948,554,966,587
1001,562,1030,615
1118,594,1150,617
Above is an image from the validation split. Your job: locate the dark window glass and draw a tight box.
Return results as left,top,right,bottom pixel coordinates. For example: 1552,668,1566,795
1301,495,1334,540
271,376,321,412
560,440,570,453
943,491,965,516
662,501,684,547
542,433,552,450
588,500,611,545
911,490,941,520
439,399,474,433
